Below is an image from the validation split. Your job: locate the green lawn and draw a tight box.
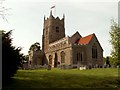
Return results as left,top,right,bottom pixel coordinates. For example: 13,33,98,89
3,68,119,89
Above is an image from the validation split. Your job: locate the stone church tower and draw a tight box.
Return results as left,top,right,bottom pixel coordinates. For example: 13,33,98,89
42,10,65,53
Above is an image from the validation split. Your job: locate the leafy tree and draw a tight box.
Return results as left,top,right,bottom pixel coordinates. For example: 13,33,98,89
23,55,29,63
105,56,111,67
109,19,120,66
2,30,23,86
20,55,29,63
29,42,41,51
18,54,29,69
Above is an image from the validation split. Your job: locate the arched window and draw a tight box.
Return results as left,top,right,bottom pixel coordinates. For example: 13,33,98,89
76,52,83,62
92,46,98,59
49,55,52,64
80,53,83,61
61,51,65,63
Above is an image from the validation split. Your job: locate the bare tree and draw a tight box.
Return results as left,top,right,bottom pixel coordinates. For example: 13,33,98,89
0,0,11,22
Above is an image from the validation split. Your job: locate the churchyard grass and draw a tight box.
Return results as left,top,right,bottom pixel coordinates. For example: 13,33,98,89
3,68,119,89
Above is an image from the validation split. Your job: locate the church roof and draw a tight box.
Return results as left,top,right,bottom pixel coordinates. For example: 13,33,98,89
75,33,94,45
70,31,81,38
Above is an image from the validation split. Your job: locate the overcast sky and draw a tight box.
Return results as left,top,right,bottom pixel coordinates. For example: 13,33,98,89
0,0,119,57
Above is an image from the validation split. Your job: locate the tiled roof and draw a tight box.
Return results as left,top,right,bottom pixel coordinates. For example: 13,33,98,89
75,34,94,45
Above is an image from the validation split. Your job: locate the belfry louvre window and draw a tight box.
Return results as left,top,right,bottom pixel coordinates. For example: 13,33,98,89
92,46,98,59
56,26,59,32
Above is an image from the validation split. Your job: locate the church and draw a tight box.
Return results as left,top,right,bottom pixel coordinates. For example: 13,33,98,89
41,10,104,68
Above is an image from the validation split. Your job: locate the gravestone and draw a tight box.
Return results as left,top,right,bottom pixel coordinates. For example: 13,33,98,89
47,65,51,70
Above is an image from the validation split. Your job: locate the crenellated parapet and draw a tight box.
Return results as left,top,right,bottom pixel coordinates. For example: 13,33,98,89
44,10,65,28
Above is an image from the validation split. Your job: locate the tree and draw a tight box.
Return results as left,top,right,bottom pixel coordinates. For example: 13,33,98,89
0,0,11,22
104,56,111,67
29,42,41,51
23,55,29,63
2,30,23,86
109,19,120,66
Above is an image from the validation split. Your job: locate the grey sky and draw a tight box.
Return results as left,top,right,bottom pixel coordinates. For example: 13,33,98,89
0,0,118,57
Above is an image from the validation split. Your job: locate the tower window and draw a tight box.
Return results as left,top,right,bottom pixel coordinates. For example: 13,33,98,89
56,26,59,32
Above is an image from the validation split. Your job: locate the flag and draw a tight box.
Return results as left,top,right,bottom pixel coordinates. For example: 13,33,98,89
51,5,55,9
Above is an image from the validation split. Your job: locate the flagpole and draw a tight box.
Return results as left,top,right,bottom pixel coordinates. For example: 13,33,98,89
54,5,56,16
50,5,56,16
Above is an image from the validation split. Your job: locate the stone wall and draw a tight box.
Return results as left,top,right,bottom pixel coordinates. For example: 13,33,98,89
28,50,43,66
45,46,72,67
72,44,87,66
86,34,103,67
